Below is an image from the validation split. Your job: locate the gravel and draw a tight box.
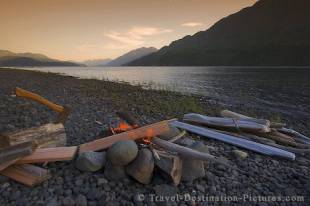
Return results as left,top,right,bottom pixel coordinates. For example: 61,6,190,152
0,68,309,205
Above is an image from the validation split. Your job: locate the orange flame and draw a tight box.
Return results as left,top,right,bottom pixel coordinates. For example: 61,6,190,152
113,122,133,132
112,121,154,145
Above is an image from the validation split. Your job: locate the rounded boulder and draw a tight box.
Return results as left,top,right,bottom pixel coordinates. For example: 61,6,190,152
107,140,138,166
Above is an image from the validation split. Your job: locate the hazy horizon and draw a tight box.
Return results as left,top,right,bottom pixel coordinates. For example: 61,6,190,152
1,0,257,62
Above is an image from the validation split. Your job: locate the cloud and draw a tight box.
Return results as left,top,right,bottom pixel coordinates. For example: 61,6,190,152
104,26,173,47
181,22,204,27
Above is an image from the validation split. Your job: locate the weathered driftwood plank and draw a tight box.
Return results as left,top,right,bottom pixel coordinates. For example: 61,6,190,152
0,141,33,163
4,123,66,148
183,113,270,133
79,119,175,153
171,121,295,160
16,146,77,164
0,164,51,187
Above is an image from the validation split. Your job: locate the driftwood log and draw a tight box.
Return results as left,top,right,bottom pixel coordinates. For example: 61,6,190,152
220,110,285,128
154,149,182,186
171,121,295,160
2,123,67,148
152,137,231,166
183,113,270,133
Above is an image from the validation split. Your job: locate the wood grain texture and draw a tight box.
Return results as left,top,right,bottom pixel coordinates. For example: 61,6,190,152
0,164,51,187
16,146,77,164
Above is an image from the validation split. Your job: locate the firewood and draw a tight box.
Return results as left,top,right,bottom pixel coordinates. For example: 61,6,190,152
3,123,67,148
0,141,33,163
79,119,175,153
0,164,51,187
183,113,270,133
0,134,10,149
16,146,78,164
154,149,182,186
0,159,20,171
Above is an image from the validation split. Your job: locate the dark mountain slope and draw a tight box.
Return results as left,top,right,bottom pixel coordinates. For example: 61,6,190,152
107,47,157,66
128,0,310,66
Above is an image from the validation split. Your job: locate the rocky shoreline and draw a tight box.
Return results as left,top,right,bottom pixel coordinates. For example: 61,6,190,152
0,68,309,206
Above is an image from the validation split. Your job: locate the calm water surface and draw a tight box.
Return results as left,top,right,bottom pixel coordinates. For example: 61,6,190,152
20,66,310,117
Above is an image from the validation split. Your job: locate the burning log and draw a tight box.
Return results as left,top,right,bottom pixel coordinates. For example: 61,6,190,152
2,123,67,148
126,148,154,184
0,164,51,187
79,119,175,153
183,113,270,133
154,150,182,186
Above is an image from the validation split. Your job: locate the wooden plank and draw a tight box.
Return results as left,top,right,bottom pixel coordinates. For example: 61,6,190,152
79,119,175,153
0,164,51,187
16,146,77,164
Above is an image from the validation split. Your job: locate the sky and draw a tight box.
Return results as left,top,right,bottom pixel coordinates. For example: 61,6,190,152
0,0,257,61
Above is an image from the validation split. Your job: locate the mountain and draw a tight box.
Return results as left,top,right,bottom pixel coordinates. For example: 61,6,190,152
0,50,82,67
83,58,112,67
107,47,158,66
128,0,310,66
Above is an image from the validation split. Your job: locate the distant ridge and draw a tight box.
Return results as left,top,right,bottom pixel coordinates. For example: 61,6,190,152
128,0,310,66
0,50,82,67
82,58,112,67
107,47,157,66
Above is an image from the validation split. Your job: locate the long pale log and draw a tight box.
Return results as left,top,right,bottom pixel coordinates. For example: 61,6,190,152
214,129,310,154
16,146,77,164
4,123,66,148
0,164,51,187
260,133,310,149
152,137,231,166
184,113,270,133
0,141,33,163
171,121,295,160
79,119,175,153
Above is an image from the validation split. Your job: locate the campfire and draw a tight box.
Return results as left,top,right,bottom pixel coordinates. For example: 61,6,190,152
1,87,309,187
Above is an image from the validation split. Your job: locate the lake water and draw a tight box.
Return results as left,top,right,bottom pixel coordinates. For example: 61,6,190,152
20,66,310,118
